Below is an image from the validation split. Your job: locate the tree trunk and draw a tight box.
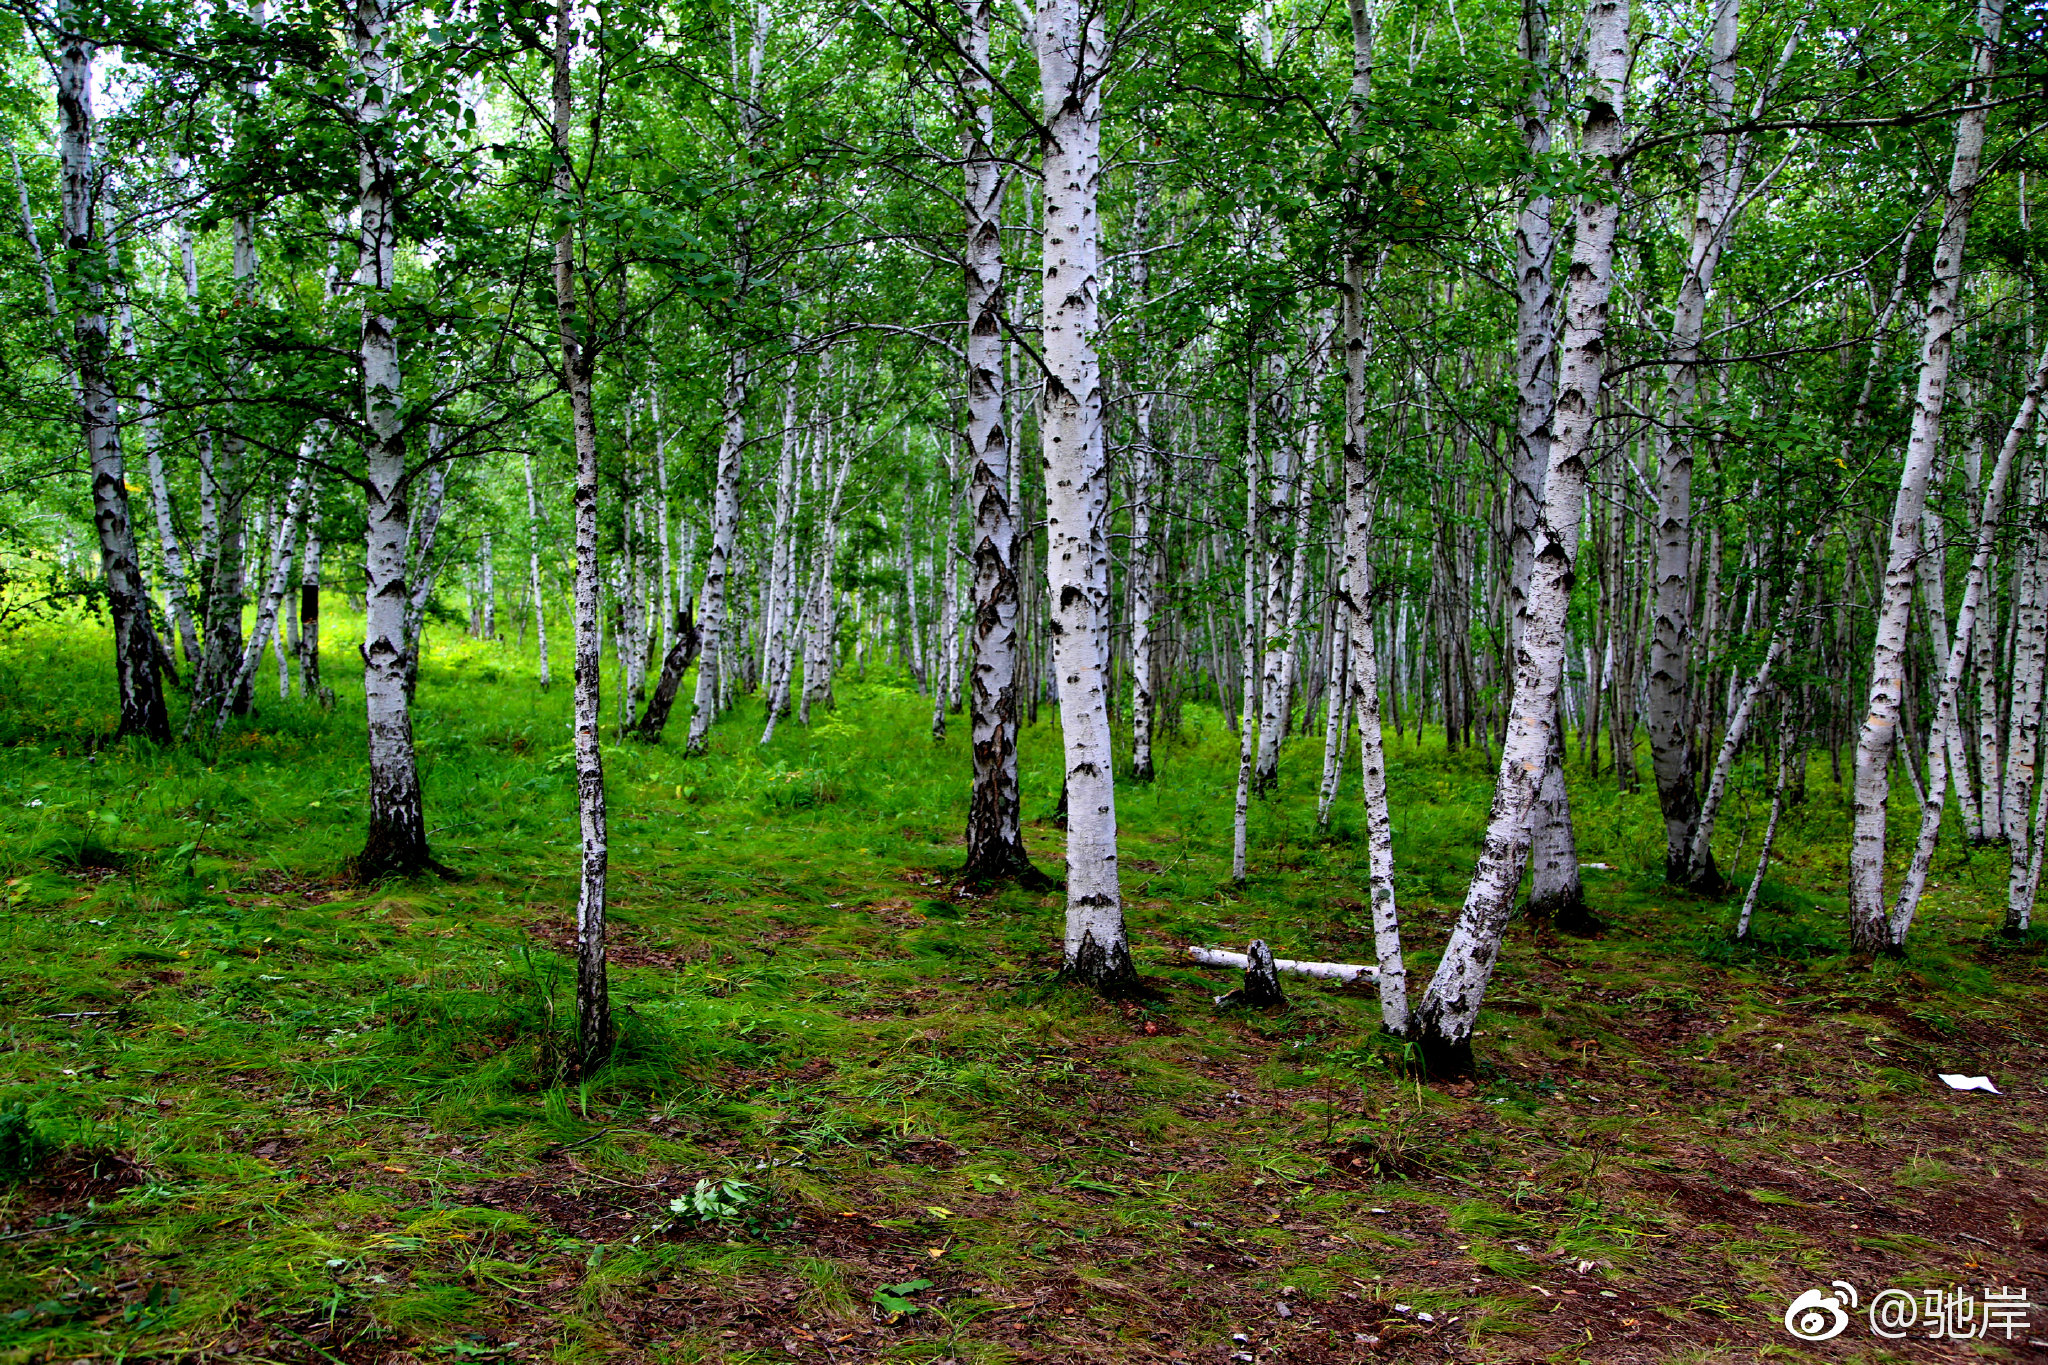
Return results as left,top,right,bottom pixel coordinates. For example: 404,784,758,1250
963,0,1040,881
553,0,611,1076
1039,0,1130,986
1233,382,1262,882
1508,0,1587,929
213,457,311,735
1411,0,1626,1074
687,357,747,755
299,527,328,705
524,451,551,688
351,0,432,878
1848,0,2002,954
633,605,701,743
55,13,168,743
1887,343,2048,940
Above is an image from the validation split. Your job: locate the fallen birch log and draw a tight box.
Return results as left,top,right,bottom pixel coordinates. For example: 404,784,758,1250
1185,946,1378,984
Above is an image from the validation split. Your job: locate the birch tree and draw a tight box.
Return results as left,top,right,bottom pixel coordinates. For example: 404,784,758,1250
1038,0,1129,985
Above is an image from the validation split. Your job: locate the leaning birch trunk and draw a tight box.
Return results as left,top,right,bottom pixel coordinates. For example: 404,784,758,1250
686,358,746,756
1339,0,1407,1034
1888,341,2048,940
1736,718,1793,940
399,457,450,699
633,604,701,742
1847,0,2002,954
351,0,431,876
962,0,1039,881
1411,0,1625,1073
1646,0,1744,890
55,13,168,742
1275,319,1332,742
1039,0,1129,985
1508,0,1587,928
524,451,551,687
1127,305,1159,778
1689,525,1829,875
553,0,610,1076
212,457,311,735
1317,589,1350,829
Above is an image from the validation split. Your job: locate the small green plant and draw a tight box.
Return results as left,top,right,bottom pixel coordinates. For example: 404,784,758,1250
872,1277,933,1319
669,1175,762,1225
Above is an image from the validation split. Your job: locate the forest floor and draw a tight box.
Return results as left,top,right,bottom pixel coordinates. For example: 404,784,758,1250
2,616,2046,1365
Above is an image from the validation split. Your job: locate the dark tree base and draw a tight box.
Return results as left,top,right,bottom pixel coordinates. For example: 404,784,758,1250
959,849,1058,891
348,826,452,884
1062,929,1137,992
1412,1022,1475,1079
1528,887,1602,937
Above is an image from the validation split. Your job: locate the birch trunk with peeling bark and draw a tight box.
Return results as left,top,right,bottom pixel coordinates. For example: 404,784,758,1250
56,13,168,742
962,0,1039,881
1848,0,2002,954
1412,0,1626,1073
1039,0,1129,985
1508,0,1586,929
351,0,431,876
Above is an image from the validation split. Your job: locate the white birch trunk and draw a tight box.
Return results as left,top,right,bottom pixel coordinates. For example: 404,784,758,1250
687,358,747,756
553,0,610,1073
1887,350,2048,938
213,457,311,735
1233,385,1262,883
1411,0,1625,1071
759,376,802,742
1039,0,1129,984
1646,0,1744,889
56,13,168,742
1848,0,2002,953
963,0,1039,878
1508,0,1586,927
352,0,429,874
524,451,551,687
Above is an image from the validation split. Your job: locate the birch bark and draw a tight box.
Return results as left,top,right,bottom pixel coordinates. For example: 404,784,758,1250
213,457,311,734
56,11,168,742
1411,0,1625,1071
1508,0,1586,928
1847,0,2002,953
1039,0,1130,984
686,358,747,756
1232,385,1261,884
352,0,431,876
759,377,803,741
524,451,551,687
553,0,610,1074
1646,0,1748,890
962,0,1038,880
1888,341,2048,940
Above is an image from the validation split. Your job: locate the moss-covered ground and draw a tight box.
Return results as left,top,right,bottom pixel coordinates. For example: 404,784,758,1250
2,614,2044,1363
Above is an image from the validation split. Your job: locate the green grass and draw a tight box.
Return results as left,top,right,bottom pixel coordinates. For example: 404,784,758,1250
1,608,2044,1363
